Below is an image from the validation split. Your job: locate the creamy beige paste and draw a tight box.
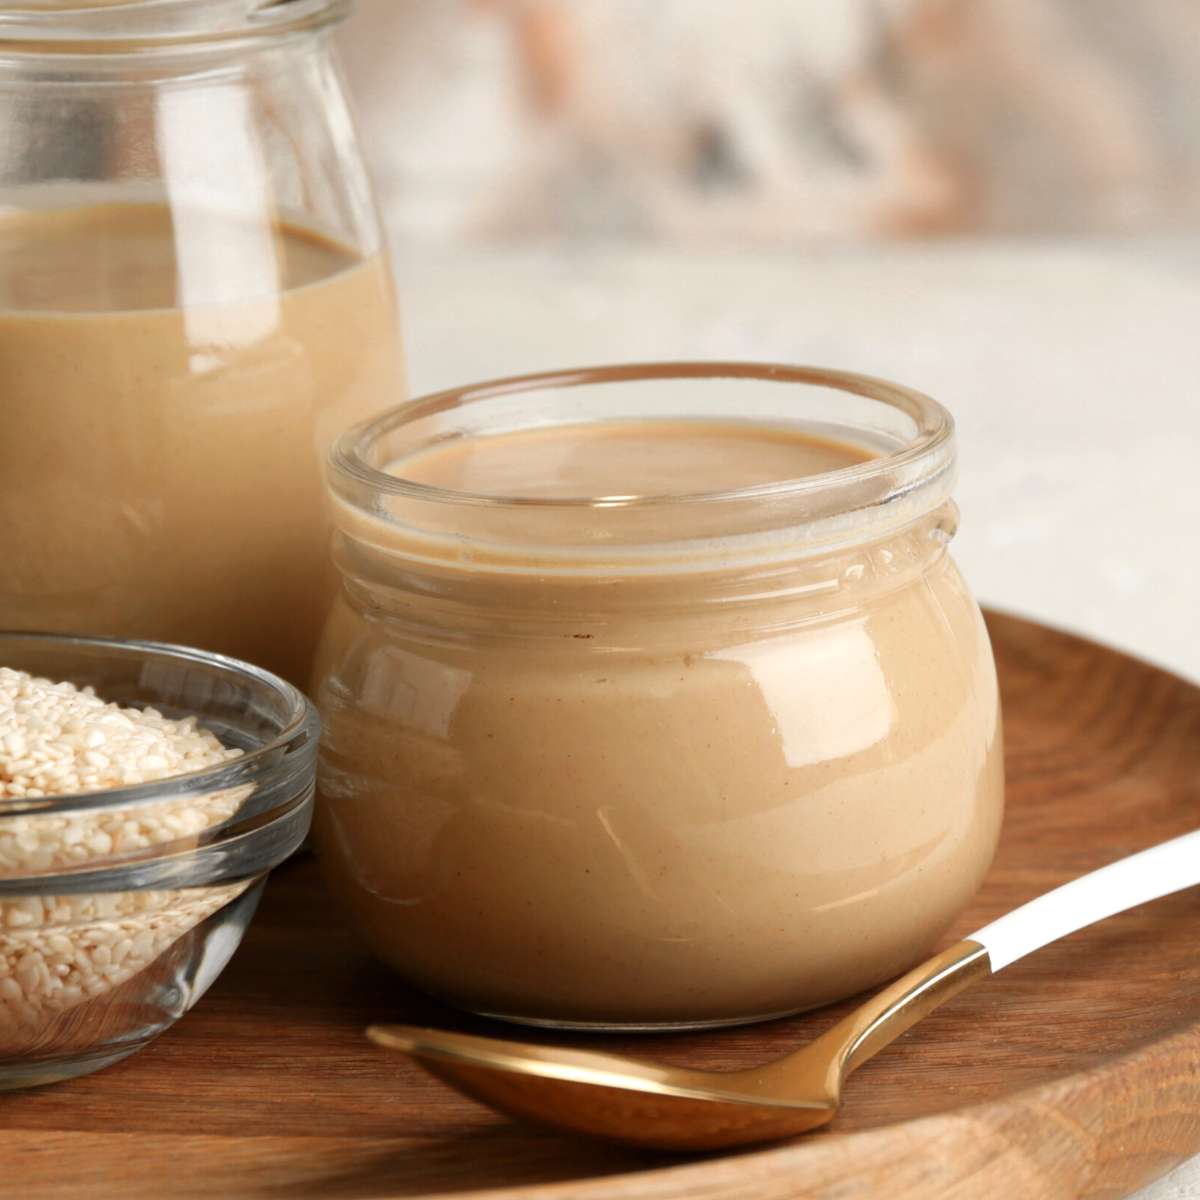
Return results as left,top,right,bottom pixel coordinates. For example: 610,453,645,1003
0,203,403,685
315,420,1003,1026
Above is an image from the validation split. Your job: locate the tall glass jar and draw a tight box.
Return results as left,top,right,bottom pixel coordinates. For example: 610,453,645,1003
314,363,1005,1030
0,0,404,686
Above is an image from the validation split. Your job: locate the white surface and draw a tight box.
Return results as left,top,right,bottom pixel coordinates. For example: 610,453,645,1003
971,829,1200,970
392,233,1200,1198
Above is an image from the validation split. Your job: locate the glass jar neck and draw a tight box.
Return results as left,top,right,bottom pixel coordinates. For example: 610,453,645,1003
331,362,957,579
0,0,348,54
333,503,960,645
329,362,961,637
0,0,380,264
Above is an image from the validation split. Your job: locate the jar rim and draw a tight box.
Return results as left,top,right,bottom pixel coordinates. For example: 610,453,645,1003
0,0,349,53
329,361,958,573
333,360,954,511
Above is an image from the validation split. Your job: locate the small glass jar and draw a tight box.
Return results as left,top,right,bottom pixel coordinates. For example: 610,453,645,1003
314,363,1004,1030
0,0,404,686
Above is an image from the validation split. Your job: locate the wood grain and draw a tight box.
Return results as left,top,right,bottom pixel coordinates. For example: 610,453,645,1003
2,611,1199,1200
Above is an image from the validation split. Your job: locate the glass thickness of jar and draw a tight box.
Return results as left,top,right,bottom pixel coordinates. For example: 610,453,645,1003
0,0,404,687
316,363,1005,1031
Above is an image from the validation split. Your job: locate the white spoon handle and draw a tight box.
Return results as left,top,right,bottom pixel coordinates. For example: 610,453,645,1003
970,828,1200,971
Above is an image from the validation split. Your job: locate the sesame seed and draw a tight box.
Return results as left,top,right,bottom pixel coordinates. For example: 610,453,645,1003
0,668,254,1049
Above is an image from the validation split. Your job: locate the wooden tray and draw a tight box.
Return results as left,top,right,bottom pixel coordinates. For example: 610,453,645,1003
5,612,1200,1200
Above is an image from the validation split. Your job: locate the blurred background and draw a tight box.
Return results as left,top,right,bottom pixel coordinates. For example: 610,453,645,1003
337,0,1200,697
341,0,1200,245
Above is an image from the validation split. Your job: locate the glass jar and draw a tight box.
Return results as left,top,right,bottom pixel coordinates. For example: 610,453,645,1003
314,363,1004,1030
0,0,404,686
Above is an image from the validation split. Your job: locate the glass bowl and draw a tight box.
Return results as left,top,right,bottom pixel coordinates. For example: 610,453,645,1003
0,632,318,1089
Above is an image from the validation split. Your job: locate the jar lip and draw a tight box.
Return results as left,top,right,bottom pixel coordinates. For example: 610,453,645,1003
332,360,955,513
0,0,349,53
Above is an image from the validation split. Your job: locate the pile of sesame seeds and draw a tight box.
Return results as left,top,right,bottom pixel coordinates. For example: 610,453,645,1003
0,668,253,1046
1,666,242,800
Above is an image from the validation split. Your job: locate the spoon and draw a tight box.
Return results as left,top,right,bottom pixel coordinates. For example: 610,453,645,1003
369,829,1200,1150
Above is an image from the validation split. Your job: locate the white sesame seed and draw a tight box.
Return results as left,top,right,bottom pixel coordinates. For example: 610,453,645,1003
0,668,254,1047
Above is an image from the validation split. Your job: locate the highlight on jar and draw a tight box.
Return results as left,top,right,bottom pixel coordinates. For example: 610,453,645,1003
312,362,1005,1031
0,633,317,1090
